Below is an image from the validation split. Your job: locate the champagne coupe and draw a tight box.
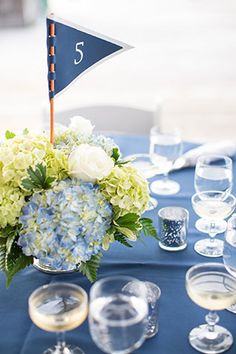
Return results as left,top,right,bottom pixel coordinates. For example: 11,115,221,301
192,191,236,257
29,282,88,354
186,263,236,354
149,125,182,195
223,213,236,313
194,155,233,234
89,276,148,354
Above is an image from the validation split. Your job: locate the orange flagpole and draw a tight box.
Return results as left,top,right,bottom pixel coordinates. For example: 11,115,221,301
49,22,55,145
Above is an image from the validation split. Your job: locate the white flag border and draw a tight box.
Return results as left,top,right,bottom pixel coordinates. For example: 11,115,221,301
47,14,133,98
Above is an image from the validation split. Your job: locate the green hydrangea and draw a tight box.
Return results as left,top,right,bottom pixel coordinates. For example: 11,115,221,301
0,134,68,187
99,164,149,217
0,186,26,228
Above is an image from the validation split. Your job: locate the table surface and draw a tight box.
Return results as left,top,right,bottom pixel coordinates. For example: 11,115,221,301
0,135,236,354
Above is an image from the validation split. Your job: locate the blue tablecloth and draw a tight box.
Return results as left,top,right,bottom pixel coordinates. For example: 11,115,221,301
0,136,236,354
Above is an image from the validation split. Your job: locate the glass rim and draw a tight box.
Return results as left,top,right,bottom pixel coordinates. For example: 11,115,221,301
28,281,88,312
158,206,189,219
143,281,161,300
90,275,141,295
186,262,236,282
196,154,232,167
150,125,181,136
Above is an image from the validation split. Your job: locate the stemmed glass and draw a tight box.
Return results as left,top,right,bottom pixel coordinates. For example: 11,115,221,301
29,282,88,354
186,263,236,354
194,155,233,234
223,213,236,313
192,191,236,257
89,275,148,354
149,125,182,195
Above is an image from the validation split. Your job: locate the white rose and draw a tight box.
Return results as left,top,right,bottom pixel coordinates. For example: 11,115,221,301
69,116,94,135
68,144,114,182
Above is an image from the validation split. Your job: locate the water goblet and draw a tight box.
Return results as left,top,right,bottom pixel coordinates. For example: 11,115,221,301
192,191,236,257
29,282,88,354
89,275,148,354
186,262,236,354
194,155,233,234
149,125,182,195
223,213,236,313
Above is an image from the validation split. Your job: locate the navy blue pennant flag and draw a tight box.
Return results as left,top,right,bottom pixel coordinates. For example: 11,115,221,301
47,15,132,99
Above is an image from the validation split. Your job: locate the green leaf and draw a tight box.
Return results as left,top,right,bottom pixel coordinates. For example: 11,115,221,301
140,218,158,240
114,233,132,248
21,163,55,191
115,213,140,225
22,128,29,135
6,254,33,288
80,253,102,283
114,213,142,232
5,130,16,139
112,147,120,163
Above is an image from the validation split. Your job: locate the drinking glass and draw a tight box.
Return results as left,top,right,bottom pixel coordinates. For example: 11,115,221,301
194,155,233,234
223,213,236,313
186,262,236,354
123,280,161,338
29,282,88,354
149,125,182,195
192,191,236,257
89,276,148,354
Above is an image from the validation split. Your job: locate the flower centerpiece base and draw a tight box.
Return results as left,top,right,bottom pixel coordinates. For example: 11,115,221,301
33,258,79,274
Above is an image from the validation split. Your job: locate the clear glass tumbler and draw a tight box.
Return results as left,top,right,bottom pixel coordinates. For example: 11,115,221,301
89,276,148,354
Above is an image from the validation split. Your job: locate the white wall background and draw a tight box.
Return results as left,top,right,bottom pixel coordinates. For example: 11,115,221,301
0,0,236,141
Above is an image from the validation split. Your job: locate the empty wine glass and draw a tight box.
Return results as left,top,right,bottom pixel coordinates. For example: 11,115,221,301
223,213,236,313
192,191,236,257
149,125,182,195
29,282,88,354
89,276,148,354
194,155,233,234
186,262,236,354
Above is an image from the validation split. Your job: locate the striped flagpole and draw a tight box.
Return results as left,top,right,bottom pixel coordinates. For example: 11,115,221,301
49,19,55,145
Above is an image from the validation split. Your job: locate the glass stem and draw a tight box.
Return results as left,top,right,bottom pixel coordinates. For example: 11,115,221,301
163,172,169,182
56,332,66,353
205,311,219,333
209,222,217,239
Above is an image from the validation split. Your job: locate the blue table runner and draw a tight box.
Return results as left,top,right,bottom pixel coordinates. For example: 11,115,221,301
0,135,235,354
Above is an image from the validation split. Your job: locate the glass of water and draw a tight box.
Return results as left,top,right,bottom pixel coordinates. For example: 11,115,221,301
149,125,182,195
194,155,233,234
223,213,236,313
89,276,148,354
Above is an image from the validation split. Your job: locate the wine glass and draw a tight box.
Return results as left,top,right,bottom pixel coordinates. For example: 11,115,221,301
194,155,233,234
89,275,148,354
186,262,236,354
192,191,236,257
223,213,236,313
29,282,88,354
149,125,182,195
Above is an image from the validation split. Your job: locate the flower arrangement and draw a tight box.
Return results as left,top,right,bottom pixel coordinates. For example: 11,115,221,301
0,118,157,286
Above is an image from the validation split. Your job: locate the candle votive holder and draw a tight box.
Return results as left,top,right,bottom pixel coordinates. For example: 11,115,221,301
158,207,189,251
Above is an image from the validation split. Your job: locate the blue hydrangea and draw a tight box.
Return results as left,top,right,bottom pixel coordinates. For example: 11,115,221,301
54,132,118,157
18,179,112,270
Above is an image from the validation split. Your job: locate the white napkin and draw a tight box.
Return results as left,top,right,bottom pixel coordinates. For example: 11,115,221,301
181,140,236,168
